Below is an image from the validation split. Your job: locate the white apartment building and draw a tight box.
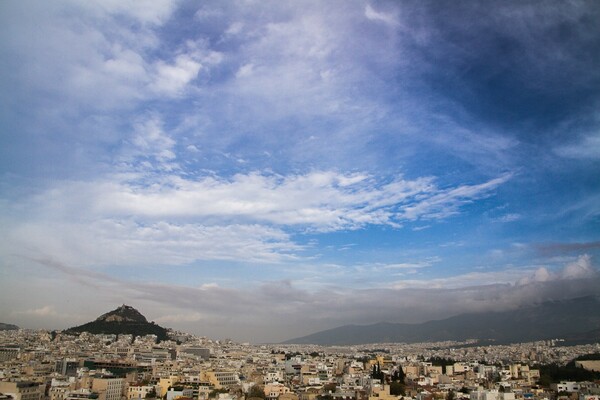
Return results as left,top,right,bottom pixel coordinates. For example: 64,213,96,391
166,388,193,400
552,382,581,393
471,390,516,400
127,385,156,400
264,370,284,383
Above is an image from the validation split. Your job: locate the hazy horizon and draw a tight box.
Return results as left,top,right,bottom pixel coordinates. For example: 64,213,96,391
1,1,599,343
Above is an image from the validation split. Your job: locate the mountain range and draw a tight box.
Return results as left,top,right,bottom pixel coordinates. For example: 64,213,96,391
283,296,600,345
64,305,169,342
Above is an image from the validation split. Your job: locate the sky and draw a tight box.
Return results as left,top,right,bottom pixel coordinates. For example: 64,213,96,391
1,0,599,343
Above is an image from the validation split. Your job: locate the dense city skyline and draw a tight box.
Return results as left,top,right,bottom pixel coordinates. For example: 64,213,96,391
1,1,599,342
3,326,600,400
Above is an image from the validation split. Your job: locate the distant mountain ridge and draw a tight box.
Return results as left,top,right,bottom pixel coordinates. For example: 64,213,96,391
283,296,600,345
65,305,169,341
0,322,19,331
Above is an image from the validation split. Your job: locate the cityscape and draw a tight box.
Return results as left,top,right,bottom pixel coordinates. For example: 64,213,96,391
1,3,600,400
1,309,600,400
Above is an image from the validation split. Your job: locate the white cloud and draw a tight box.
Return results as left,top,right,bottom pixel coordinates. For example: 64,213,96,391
69,171,508,230
225,21,244,36
392,269,528,290
392,255,598,291
555,133,600,159
0,169,509,269
517,254,598,285
6,220,300,268
495,213,521,222
150,54,202,96
379,257,441,270
561,254,597,279
0,1,211,120
235,63,255,79
200,283,219,290
213,6,385,131
81,0,176,26
154,312,206,323
531,267,552,282
365,5,399,27
14,305,57,317
425,116,521,171
130,116,177,163
398,173,512,221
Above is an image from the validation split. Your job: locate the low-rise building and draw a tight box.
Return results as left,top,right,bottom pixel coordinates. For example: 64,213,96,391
0,381,45,400
200,371,239,389
92,377,124,400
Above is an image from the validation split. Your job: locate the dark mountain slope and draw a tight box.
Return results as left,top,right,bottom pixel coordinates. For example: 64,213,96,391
283,296,600,345
0,322,19,331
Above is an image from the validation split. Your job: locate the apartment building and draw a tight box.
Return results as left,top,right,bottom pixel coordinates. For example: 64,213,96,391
92,378,124,400
0,381,45,400
200,371,239,389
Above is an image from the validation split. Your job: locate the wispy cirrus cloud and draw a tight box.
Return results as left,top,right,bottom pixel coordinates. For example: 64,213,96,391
5,220,300,268
88,171,511,229
364,4,399,27
398,173,512,221
555,133,600,160
365,257,441,271
1,169,511,268
0,1,219,116
494,213,521,223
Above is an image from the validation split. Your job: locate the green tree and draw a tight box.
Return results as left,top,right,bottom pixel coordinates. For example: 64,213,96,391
536,362,600,383
575,353,600,361
536,375,552,388
391,367,405,383
322,383,337,393
246,385,265,400
371,362,384,382
390,382,405,396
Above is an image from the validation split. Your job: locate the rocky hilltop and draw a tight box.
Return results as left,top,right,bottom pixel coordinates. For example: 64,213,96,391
96,304,148,323
65,305,169,342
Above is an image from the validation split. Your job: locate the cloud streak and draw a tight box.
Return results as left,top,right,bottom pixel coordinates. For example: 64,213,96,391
11,253,599,343
535,241,600,256
1,170,511,268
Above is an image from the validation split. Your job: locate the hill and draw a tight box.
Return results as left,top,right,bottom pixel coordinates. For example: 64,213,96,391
283,296,600,345
64,305,169,342
0,322,19,331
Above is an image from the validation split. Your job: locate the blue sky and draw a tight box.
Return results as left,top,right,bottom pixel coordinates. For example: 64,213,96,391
1,0,599,343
